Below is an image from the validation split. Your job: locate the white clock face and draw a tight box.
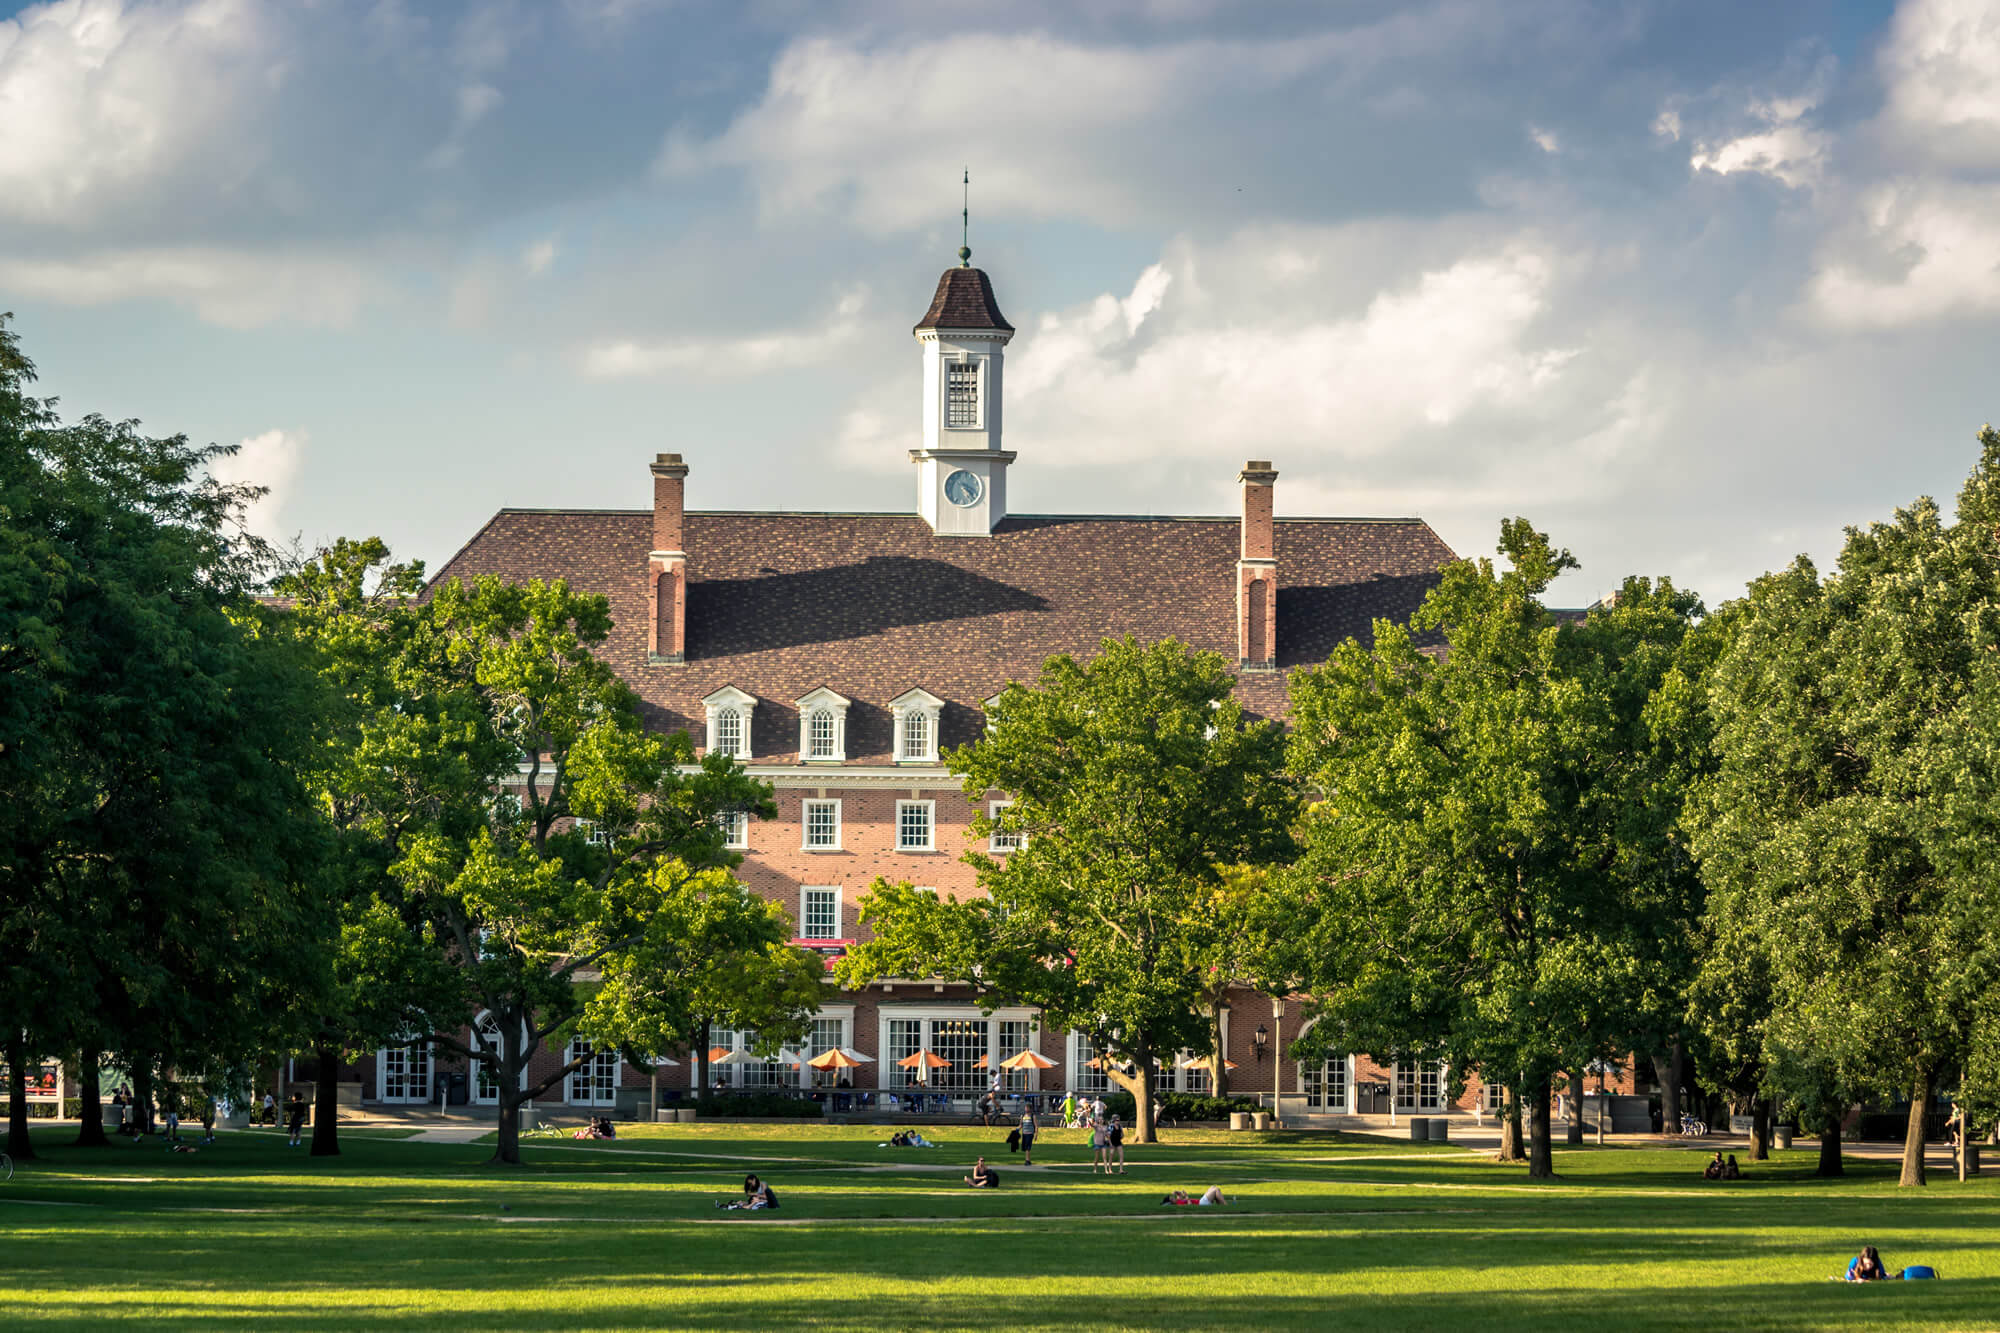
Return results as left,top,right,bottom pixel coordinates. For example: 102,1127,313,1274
944,469,984,508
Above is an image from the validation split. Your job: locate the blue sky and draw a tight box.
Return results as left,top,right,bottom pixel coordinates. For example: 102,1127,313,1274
3,0,1993,606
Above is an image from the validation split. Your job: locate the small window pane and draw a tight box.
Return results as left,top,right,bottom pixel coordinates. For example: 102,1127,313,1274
898,801,932,851
804,800,840,848
988,800,1022,852
809,709,837,759
901,710,930,760
717,810,749,848
802,887,838,939
715,707,742,758
947,361,979,427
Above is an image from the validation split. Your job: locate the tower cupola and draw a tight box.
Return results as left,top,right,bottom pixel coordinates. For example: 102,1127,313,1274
911,252,1015,536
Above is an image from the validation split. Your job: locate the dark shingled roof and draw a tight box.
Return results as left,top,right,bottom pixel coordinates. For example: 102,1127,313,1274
432,510,1455,764
914,267,1014,334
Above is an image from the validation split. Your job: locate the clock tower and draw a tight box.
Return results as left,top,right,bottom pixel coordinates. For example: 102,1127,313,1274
911,246,1015,536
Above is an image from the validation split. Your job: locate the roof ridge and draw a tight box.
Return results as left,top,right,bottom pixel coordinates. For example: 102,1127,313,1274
482,507,1427,525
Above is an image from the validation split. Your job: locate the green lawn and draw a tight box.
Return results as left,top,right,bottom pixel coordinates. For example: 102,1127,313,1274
5,1121,1996,1330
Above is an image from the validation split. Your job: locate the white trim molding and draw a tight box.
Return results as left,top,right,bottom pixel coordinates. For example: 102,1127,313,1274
702,684,757,759
889,687,945,763
795,686,851,763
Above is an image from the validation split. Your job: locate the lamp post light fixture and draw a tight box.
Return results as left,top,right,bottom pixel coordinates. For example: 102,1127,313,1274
1253,1024,1268,1060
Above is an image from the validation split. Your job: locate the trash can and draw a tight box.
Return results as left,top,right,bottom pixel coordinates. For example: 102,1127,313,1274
1253,1112,1272,1131
1773,1126,1793,1151
1411,1118,1430,1141
1429,1119,1450,1143
1229,1111,1249,1131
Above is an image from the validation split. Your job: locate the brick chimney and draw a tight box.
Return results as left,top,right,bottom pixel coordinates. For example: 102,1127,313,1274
1236,460,1278,670
648,453,689,663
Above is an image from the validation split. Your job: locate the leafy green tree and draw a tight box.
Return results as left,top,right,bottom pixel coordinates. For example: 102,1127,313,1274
0,314,332,1157
385,575,776,1165
586,865,823,1101
1286,521,1703,1177
1692,429,2000,1187
838,637,1298,1143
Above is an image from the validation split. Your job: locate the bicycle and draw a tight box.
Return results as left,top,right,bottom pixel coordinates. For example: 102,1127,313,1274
1679,1113,1708,1137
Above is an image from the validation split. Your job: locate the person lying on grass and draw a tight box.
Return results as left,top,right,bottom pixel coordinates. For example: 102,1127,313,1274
572,1116,617,1140
964,1158,1000,1188
881,1130,939,1148
717,1174,779,1211
1161,1187,1231,1207
1846,1246,1889,1282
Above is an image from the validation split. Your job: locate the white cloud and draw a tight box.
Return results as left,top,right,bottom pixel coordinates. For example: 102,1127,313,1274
578,286,870,378
1529,126,1560,154
1808,180,2000,328
523,236,558,275
0,0,273,227
658,17,1477,232
1878,0,2000,167
0,246,381,326
211,427,305,539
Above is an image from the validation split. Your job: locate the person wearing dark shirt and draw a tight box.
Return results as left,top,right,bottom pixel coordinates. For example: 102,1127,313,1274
964,1157,1000,1188
720,1173,778,1210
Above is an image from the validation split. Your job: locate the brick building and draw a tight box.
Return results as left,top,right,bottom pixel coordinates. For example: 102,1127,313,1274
345,252,1625,1122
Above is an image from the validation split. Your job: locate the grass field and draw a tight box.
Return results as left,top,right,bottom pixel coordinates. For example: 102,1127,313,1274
5,1120,1997,1330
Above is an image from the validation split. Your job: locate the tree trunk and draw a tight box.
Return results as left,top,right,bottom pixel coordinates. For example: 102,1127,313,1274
74,1053,108,1147
1750,1097,1772,1161
1209,1001,1229,1101
1527,1077,1555,1179
1817,1122,1844,1176
1659,1044,1682,1138
1566,1068,1585,1146
310,1044,342,1157
132,1063,156,1135
493,1091,522,1165
1497,1084,1526,1161
6,1036,35,1160
1899,1071,1930,1188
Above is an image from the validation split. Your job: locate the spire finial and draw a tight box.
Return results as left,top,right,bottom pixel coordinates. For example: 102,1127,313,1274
959,169,971,266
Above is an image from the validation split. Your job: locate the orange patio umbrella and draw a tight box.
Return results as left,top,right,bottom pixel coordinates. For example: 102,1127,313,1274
1000,1050,1057,1071
1179,1054,1239,1071
895,1051,952,1070
808,1048,867,1073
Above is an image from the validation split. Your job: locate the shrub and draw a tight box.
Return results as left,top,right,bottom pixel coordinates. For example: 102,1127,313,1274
1093,1091,1261,1123
695,1093,824,1119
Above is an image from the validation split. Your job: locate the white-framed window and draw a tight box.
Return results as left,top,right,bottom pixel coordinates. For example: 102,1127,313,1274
806,1016,848,1088
795,687,850,762
717,809,749,849
997,1019,1034,1092
1070,1032,1111,1096
566,1038,620,1106
878,1006,1037,1095
1181,1051,1212,1096
897,800,934,851
801,886,840,940
803,799,841,850
1483,1080,1507,1113
889,687,944,763
572,818,613,848
1395,1059,1444,1111
470,1012,528,1105
703,686,757,759
987,799,1022,852
1303,1054,1352,1113
946,357,982,428
378,1042,431,1104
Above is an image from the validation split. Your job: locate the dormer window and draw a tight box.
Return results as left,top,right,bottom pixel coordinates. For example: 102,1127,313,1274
890,687,945,764
795,687,851,763
702,686,757,760
946,358,981,428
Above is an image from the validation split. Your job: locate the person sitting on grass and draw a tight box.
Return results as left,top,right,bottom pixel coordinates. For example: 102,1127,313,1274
718,1174,779,1211
1723,1153,1741,1180
1846,1246,1889,1282
1703,1151,1725,1180
964,1157,1000,1188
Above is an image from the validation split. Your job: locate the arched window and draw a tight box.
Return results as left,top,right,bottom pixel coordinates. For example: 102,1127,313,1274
900,708,929,761
808,708,837,759
715,707,742,758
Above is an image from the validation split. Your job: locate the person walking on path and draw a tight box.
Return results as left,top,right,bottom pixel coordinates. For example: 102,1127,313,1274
1091,1119,1111,1173
285,1093,307,1146
1061,1089,1077,1128
1018,1108,1039,1166
1108,1116,1127,1173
